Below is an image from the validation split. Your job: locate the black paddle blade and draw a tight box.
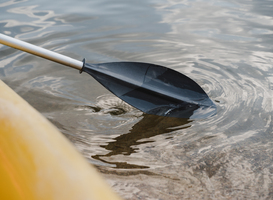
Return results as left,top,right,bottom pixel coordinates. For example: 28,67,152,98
82,62,216,118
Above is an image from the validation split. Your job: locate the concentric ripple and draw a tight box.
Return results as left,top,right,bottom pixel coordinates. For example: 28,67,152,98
1,0,273,199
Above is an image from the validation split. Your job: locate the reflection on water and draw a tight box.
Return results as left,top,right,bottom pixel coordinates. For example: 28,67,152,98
92,114,191,169
1,0,273,199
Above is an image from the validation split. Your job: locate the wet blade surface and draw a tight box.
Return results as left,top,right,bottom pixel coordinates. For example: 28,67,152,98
82,62,216,118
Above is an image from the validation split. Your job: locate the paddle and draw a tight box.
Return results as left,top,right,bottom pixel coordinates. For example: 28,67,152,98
0,33,216,118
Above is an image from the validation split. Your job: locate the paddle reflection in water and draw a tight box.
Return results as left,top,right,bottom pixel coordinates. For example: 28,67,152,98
92,113,193,169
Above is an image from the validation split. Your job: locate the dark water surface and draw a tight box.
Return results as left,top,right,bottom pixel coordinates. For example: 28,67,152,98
1,0,273,199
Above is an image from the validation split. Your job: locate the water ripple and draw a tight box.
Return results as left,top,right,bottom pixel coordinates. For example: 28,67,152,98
1,0,273,199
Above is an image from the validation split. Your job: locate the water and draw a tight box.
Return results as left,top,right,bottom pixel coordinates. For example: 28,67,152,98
1,0,273,199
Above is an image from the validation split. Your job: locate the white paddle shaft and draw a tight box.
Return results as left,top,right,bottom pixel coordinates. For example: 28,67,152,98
0,33,83,70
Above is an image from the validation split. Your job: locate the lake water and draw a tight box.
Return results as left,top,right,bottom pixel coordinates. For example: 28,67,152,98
1,0,273,199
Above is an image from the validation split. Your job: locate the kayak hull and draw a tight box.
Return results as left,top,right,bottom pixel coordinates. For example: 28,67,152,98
0,80,121,200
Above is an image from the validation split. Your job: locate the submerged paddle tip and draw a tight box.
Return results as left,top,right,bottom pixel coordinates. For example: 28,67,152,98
146,102,216,119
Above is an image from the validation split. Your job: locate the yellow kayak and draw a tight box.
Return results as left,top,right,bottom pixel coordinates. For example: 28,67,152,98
0,80,121,200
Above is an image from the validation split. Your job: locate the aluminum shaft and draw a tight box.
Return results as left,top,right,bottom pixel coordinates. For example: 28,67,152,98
0,33,83,70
